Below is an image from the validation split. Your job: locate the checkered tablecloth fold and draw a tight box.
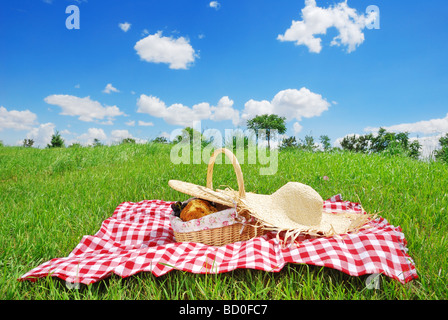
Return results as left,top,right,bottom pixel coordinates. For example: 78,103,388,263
19,196,418,285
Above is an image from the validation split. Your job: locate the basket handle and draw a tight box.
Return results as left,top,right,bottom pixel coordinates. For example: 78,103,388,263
206,148,246,199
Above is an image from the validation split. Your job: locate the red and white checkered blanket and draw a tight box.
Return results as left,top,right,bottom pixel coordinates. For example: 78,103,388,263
19,195,418,285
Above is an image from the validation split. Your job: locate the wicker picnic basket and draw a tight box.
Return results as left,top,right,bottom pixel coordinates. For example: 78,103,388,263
169,148,267,246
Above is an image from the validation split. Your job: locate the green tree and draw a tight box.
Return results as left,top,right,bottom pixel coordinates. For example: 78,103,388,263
356,134,373,153
408,139,422,159
370,128,395,153
301,134,317,152
340,134,357,152
173,127,211,147
22,138,34,148
68,142,82,148
120,137,136,144
246,114,287,148
434,133,448,164
319,135,331,151
280,136,298,150
340,128,421,159
93,138,103,147
340,134,372,153
152,136,169,144
47,131,65,148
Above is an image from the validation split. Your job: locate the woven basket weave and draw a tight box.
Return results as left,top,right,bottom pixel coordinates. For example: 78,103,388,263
172,148,266,246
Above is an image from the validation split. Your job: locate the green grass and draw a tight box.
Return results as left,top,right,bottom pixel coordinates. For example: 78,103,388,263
1,143,447,299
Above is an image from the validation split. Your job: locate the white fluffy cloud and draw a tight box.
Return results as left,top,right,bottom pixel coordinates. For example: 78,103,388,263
25,122,55,147
364,113,448,135
137,95,230,127
0,106,38,131
103,83,119,94
119,22,131,32
293,122,303,134
110,129,131,143
125,120,154,127
209,1,220,10
138,120,154,126
134,31,197,70
278,0,377,53
412,135,445,159
76,128,107,145
241,87,331,122
70,128,147,146
44,94,124,123
210,96,240,126
137,88,329,128
110,129,146,144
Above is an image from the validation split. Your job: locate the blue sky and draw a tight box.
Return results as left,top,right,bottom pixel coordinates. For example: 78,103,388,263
1,0,448,156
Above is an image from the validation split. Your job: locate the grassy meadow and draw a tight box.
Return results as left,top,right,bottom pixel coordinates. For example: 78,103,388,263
1,143,447,299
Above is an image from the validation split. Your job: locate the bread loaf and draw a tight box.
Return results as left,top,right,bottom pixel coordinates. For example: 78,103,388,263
180,199,218,221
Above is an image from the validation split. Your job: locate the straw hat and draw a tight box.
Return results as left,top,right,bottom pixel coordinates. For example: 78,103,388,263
168,148,371,242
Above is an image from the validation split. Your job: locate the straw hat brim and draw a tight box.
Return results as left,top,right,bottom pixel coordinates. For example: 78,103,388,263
240,192,362,236
168,180,237,207
221,188,370,238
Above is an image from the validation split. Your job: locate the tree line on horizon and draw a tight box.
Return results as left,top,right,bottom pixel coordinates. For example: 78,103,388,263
3,113,448,164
